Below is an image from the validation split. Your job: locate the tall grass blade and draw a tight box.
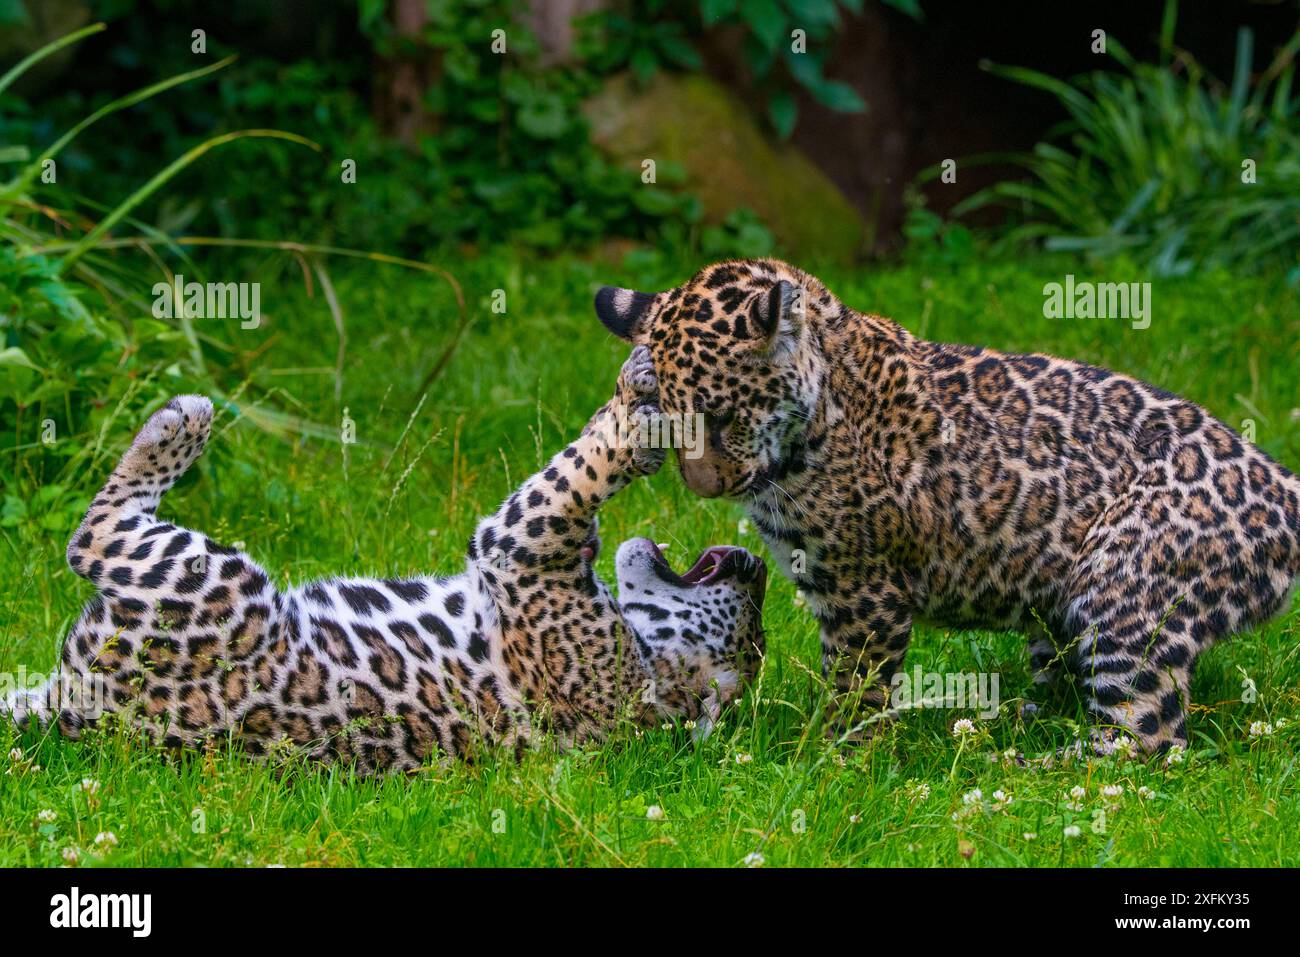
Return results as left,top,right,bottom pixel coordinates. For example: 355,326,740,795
2,57,236,199
0,22,106,98
58,130,321,273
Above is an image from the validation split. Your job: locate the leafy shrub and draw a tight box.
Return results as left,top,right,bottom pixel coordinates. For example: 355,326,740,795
958,2,1300,278
693,0,901,138
0,1,758,257
356,0,703,252
0,26,345,527
0,15,784,536
900,186,976,268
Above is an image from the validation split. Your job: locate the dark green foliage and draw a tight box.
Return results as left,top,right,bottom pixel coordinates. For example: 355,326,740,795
695,0,884,138
0,1,752,256
956,2,1300,278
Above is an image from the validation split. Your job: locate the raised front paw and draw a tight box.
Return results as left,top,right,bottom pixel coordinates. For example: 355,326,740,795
618,344,658,402
624,403,667,476
582,348,667,479
617,347,666,476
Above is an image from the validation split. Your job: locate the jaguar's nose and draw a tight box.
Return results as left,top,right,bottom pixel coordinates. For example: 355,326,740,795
678,450,725,498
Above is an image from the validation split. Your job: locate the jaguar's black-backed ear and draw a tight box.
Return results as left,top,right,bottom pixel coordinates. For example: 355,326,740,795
595,286,654,342
751,279,800,343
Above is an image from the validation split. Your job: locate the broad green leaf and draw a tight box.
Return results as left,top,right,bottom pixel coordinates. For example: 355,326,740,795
768,90,797,138
742,0,785,54
809,78,867,113
699,0,738,24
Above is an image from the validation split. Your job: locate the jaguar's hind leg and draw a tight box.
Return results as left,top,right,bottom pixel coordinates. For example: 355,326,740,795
3,398,211,731
66,394,213,581
1062,473,1297,754
50,396,276,744
37,396,217,735
1068,599,1197,755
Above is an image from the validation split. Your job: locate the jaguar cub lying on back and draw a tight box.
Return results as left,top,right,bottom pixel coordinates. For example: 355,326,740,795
596,259,1300,754
3,349,766,774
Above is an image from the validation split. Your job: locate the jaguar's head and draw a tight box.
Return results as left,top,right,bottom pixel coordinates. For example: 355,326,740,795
615,538,766,727
594,259,825,500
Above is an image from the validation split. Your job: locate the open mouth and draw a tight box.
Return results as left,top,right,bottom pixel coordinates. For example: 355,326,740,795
645,541,750,587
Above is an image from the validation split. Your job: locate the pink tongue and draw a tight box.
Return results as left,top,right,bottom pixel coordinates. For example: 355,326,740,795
681,547,729,584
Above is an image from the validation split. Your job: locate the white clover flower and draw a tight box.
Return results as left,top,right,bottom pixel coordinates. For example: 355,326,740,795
94,832,117,847
738,518,752,536
952,788,983,821
645,805,665,821
61,846,80,863
793,591,807,609
8,748,22,762
661,722,673,731
683,719,696,730
79,778,100,795
734,752,753,765
991,789,1013,809
849,813,862,824
1023,832,1037,841
1275,718,1288,729
1101,784,1124,800
952,718,976,737
1248,721,1274,738
1165,745,1185,766
905,780,931,803
1002,747,1019,761
1137,786,1156,801
1110,736,1138,759
743,851,765,868
37,809,57,824
1063,825,1082,838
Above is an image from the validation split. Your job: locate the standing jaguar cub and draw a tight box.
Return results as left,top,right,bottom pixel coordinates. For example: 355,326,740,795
3,349,766,774
595,259,1300,754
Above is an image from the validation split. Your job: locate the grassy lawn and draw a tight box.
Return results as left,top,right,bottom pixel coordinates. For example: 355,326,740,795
2,251,1297,867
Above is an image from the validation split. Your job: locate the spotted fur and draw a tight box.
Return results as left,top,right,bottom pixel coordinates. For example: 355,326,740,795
595,258,1300,753
4,351,766,774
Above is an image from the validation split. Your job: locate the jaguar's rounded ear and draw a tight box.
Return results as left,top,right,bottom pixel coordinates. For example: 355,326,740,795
595,286,655,342
750,280,797,338
752,279,803,361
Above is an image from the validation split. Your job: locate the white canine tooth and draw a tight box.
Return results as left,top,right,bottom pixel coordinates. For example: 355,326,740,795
656,543,670,551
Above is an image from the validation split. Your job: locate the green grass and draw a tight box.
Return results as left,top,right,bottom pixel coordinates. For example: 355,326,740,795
2,251,1298,867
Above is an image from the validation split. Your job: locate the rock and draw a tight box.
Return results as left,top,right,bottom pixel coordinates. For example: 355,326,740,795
584,72,867,263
